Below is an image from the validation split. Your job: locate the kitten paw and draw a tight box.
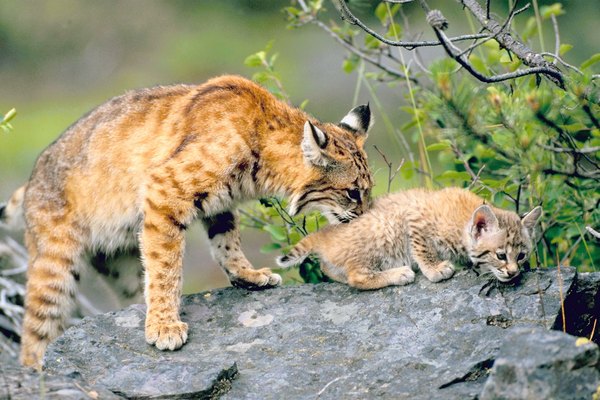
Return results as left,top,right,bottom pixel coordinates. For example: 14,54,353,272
231,268,282,290
145,320,188,351
388,266,416,286
423,261,455,283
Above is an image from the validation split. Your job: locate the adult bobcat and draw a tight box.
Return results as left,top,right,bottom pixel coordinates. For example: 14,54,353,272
278,187,542,288
7,75,374,368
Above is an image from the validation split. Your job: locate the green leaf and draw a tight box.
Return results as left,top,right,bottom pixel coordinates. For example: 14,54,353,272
375,3,388,25
299,99,309,110
364,34,381,49
263,225,287,241
468,54,487,73
343,54,360,74
559,44,573,56
426,141,451,151
284,6,302,17
385,23,402,40
436,170,471,182
260,242,282,254
2,108,16,123
540,3,565,20
499,53,513,64
244,53,264,68
580,53,600,70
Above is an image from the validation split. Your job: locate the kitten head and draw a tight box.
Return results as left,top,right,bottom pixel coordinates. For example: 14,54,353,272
289,104,374,224
466,205,542,282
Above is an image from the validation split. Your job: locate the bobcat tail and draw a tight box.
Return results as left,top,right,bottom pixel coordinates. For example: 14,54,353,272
0,185,26,230
276,235,318,268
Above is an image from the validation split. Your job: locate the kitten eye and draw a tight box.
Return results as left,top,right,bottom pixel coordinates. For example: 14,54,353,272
517,252,526,261
346,189,361,202
496,251,507,261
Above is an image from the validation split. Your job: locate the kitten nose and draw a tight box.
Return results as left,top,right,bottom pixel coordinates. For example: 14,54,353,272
506,264,519,278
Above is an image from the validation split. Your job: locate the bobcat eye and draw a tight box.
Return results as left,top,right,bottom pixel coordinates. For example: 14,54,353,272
496,251,507,261
517,252,526,262
346,189,361,202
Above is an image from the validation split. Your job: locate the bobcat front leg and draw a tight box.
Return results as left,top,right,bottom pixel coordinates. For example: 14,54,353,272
410,232,455,283
202,210,281,289
141,197,189,351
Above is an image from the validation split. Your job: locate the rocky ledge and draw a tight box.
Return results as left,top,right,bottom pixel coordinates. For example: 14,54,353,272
3,267,600,399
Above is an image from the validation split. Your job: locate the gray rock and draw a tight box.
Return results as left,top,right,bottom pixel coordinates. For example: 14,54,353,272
480,327,600,400
0,353,119,400
41,267,592,399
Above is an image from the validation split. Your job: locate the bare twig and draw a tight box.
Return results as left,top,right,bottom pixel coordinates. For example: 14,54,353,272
336,0,489,50
540,52,584,75
458,0,565,87
456,3,530,58
373,145,404,193
312,19,414,81
451,143,494,192
543,168,600,180
550,14,560,65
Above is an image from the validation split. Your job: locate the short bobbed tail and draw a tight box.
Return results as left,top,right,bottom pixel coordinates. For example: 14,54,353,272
276,237,316,268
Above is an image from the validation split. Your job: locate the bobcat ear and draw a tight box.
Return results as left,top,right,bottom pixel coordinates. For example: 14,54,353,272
469,205,499,240
339,103,373,137
521,206,542,233
302,121,330,167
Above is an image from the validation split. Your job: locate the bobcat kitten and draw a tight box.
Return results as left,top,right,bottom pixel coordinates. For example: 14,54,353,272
277,187,542,289
10,75,375,368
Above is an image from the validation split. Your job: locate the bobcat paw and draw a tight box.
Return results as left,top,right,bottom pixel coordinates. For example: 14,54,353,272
388,266,416,286
231,268,282,290
145,320,188,351
19,342,46,371
422,261,455,283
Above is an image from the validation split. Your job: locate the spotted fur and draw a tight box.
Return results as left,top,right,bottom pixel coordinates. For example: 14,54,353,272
14,75,374,368
277,187,542,289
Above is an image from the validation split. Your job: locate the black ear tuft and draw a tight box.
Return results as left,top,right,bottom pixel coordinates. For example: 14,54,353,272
0,204,5,222
340,103,373,135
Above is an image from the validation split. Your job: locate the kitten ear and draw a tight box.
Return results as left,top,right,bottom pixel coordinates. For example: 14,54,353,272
469,205,499,240
521,206,542,232
302,121,330,167
339,103,373,138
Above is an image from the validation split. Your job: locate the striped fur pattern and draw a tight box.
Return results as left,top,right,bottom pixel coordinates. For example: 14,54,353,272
277,187,542,289
15,75,374,368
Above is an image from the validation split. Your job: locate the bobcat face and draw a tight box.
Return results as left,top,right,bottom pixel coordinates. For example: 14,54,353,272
467,205,542,282
289,105,374,224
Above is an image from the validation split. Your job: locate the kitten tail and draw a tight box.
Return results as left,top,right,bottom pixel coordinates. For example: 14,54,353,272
276,236,317,268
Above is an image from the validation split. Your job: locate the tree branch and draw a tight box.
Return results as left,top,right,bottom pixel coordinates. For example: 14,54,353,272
336,0,489,50
459,0,565,88
539,144,600,154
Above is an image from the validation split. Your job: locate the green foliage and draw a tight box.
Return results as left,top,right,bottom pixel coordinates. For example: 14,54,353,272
239,197,329,284
244,41,290,102
0,108,16,133
421,62,599,270
270,0,600,281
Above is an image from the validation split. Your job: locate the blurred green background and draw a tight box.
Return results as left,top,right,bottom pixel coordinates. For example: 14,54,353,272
0,1,598,293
